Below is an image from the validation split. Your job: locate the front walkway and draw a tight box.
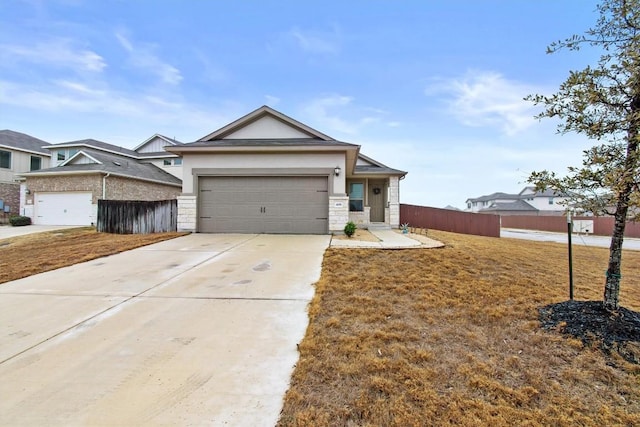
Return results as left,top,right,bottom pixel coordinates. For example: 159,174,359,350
331,229,444,249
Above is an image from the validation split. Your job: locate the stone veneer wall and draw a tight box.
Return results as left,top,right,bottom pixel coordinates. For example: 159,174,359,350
349,206,371,228
388,176,400,228
177,195,197,232
329,195,349,233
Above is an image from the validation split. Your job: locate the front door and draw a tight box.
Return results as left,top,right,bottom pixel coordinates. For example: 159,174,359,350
368,180,385,222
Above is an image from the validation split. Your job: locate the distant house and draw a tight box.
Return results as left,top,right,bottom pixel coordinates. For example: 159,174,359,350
465,186,566,216
0,130,52,217
19,137,182,226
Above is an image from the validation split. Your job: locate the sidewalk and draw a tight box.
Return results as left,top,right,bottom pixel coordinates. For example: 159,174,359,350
331,229,444,249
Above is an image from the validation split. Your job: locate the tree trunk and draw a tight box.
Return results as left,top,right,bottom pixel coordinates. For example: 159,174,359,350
604,92,639,310
603,201,628,310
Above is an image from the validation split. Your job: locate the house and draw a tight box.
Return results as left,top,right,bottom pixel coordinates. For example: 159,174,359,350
166,105,407,234
0,130,52,217
465,186,566,216
20,138,182,226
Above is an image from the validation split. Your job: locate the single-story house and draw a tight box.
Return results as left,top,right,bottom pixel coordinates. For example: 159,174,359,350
0,130,51,217
20,140,182,225
166,105,407,234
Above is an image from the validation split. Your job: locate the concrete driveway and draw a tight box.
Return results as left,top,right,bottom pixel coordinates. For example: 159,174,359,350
0,233,330,426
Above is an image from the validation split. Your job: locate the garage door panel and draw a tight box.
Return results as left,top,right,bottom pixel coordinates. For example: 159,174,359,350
34,192,92,226
198,176,328,234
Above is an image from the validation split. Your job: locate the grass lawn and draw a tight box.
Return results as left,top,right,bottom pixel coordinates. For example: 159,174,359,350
278,230,640,426
0,227,186,284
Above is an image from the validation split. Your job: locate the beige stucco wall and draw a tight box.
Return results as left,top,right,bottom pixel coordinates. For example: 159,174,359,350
182,152,346,195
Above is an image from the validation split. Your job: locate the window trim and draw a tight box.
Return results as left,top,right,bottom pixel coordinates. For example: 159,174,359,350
348,182,365,212
0,149,11,169
30,155,42,171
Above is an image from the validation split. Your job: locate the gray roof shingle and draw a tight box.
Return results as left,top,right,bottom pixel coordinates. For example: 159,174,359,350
177,138,358,148
22,148,181,186
44,139,139,158
0,130,51,155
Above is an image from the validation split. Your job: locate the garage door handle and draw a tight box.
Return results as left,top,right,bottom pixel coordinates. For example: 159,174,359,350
200,216,212,219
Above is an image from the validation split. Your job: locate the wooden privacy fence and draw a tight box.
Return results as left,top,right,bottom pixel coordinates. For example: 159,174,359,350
501,215,640,238
97,199,177,234
400,204,501,237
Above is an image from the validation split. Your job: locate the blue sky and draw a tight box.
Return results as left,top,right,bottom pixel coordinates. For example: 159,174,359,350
0,0,603,208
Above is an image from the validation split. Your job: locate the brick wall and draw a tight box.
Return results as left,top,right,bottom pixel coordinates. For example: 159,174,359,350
25,175,103,203
105,176,181,201
25,174,180,204
0,182,19,219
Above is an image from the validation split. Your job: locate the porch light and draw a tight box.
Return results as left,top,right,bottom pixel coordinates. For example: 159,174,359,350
334,166,341,176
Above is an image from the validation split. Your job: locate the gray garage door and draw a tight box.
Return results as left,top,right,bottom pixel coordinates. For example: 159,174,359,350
198,176,328,234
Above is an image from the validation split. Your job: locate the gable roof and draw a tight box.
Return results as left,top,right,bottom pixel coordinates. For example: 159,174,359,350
198,105,334,141
0,130,51,156
44,139,139,159
133,133,183,152
479,200,538,212
21,148,181,187
466,192,519,203
354,153,407,176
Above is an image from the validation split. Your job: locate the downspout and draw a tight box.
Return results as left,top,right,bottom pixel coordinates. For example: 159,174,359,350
102,172,111,199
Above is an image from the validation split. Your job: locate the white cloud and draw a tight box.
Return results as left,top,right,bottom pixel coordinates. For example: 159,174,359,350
115,31,182,85
0,78,229,135
300,95,401,137
288,26,340,54
426,71,541,136
0,39,106,72
265,95,281,106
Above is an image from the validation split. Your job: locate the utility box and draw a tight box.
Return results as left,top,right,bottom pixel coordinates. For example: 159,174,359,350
572,220,594,234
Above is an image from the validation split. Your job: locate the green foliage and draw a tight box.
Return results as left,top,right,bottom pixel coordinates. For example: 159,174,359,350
9,216,31,227
344,221,357,238
526,0,640,310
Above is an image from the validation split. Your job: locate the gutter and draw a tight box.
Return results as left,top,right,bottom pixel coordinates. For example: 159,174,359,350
102,172,110,199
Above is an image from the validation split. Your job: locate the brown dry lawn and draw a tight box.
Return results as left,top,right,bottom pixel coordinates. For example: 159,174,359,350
0,227,186,284
279,230,640,426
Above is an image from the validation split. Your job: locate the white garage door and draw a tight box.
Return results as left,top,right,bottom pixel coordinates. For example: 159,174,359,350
34,192,93,226
198,176,328,234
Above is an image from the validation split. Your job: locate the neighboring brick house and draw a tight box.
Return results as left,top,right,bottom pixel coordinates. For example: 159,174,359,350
20,145,181,226
0,130,51,220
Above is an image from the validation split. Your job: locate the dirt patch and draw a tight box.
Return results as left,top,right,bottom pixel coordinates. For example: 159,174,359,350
331,229,380,242
540,300,640,365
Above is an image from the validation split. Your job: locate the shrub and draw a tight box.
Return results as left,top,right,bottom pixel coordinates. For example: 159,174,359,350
9,216,32,227
344,221,357,238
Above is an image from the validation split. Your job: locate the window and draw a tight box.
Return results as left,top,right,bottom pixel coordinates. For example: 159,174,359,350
0,150,10,169
467,202,471,209
548,197,554,205
163,159,172,166
57,152,66,161
30,156,42,171
174,158,182,165
349,182,364,211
